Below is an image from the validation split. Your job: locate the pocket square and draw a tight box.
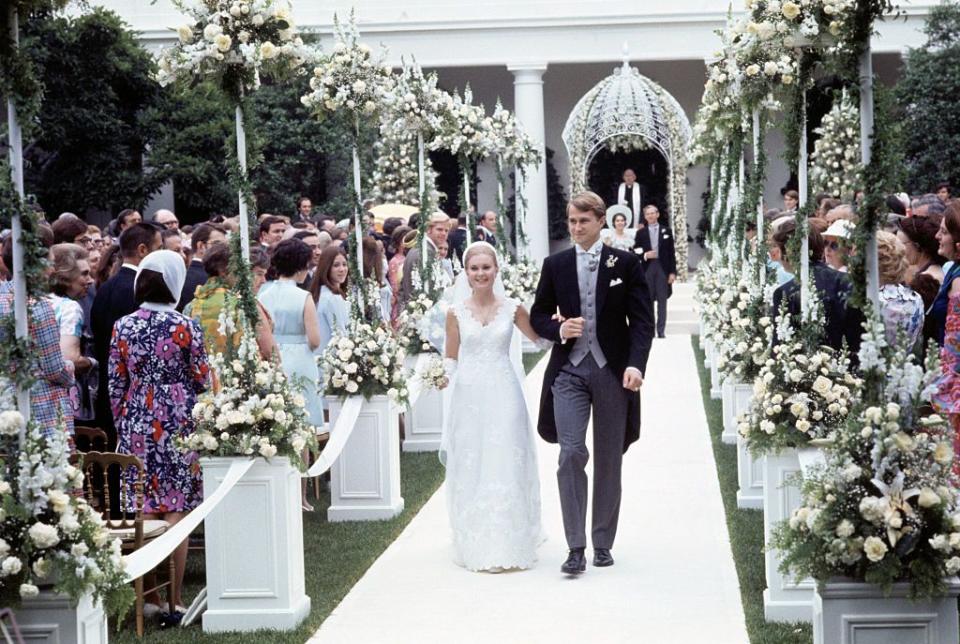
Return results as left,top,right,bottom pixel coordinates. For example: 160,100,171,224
609,278,623,287
663,234,671,239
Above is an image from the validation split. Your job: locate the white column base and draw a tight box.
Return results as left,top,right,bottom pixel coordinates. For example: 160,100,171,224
763,449,814,623
201,456,310,633
814,578,960,644
703,338,713,367
736,434,764,510
709,347,721,399
721,379,737,445
698,320,706,348
14,591,106,644
724,383,753,445
327,396,404,522
404,385,443,453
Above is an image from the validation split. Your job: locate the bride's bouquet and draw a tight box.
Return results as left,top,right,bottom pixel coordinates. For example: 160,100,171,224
417,354,449,391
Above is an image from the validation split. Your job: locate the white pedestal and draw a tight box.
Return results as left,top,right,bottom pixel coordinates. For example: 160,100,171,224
724,382,753,445
703,338,713,367
327,395,404,521
698,319,706,348
14,591,106,644
404,386,443,453
763,449,814,623
709,347,722,399
814,578,960,644
721,379,737,445
736,434,764,510
201,456,310,633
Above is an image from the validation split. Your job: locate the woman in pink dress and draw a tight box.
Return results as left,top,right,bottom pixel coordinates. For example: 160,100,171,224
387,226,412,328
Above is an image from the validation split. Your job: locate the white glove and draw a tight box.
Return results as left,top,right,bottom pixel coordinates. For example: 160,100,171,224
443,358,458,380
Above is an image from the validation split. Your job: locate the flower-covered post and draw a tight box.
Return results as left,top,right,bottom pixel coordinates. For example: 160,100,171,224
5,6,29,433
301,14,393,318
158,0,315,259
860,46,879,309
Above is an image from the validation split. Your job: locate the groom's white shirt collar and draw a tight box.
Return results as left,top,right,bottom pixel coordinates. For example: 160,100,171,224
576,238,603,255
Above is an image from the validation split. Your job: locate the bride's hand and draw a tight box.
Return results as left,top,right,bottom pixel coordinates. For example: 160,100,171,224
437,376,449,390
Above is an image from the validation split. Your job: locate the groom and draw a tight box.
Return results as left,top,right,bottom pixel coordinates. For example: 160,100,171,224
531,191,654,575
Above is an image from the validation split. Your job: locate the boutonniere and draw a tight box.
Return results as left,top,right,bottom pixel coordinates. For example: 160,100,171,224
663,234,670,239
609,278,623,287
606,255,618,268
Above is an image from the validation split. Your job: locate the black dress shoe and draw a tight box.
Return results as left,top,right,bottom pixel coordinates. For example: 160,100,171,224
657,332,666,339
561,548,586,575
593,548,614,567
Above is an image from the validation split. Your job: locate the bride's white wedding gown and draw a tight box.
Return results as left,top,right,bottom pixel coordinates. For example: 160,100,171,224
444,297,542,572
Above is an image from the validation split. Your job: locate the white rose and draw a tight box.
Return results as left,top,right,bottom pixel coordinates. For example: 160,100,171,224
931,534,952,552
214,34,232,52
0,480,9,495
28,523,60,549
935,442,953,465
863,536,888,562
19,583,39,598
202,435,219,451
230,4,242,17
781,1,801,19
252,13,265,26
71,542,89,557
260,41,278,59
259,443,277,458
32,557,50,578
177,24,193,43
0,539,7,558
789,369,804,382
47,489,70,514
836,519,855,538
947,557,960,575
345,381,359,394
1,556,22,576
0,410,25,436
344,362,358,374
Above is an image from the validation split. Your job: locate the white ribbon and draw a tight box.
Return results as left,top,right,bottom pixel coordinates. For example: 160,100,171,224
404,353,431,409
302,396,363,478
123,458,255,582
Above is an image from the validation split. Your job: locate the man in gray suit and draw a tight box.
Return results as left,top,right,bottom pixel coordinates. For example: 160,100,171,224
531,191,654,575
400,212,450,305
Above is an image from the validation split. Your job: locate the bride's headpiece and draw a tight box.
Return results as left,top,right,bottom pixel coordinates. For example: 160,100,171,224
462,241,499,267
453,241,506,303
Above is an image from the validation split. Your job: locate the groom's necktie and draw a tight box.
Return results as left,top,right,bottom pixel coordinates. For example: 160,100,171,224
578,247,600,272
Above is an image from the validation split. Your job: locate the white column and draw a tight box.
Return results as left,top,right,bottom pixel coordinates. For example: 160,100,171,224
508,63,549,262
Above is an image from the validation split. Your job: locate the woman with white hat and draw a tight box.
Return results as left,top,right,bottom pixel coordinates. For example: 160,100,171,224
822,219,855,272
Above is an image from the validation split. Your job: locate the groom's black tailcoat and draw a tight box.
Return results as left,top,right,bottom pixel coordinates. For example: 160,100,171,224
530,244,655,452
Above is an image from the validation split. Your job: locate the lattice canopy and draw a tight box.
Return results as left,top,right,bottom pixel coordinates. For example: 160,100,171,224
562,61,692,278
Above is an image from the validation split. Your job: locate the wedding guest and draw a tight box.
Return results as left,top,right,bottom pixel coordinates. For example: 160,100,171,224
601,209,636,251
931,203,960,346
633,204,676,338
448,215,468,263
95,242,122,288
400,212,449,305
258,239,324,429
311,245,351,363
185,243,269,360
937,183,952,203
477,211,498,246
52,214,89,245
295,196,313,223
48,243,95,422
782,189,799,213
116,208,142,233
0,238,74,438
899,216,945,285
876,231,924,350
770,220,863,360
161,229,186,262
178,222,227,312
822,219,855,272
109,250,210,611
387,226,411,326
91,223,161,443
914,193,946,218
292,229,323,289
825,204,857,224
361,236,392,322
153,209,179,231
258,215,287,248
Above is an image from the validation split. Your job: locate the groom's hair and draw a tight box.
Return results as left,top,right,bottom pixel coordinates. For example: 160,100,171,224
568,192,606,220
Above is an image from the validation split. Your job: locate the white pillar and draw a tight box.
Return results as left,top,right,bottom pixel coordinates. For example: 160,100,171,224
508,64,549,262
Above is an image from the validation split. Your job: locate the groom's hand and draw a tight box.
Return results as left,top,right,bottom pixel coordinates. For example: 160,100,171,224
623,368,643,392
560,317,585,340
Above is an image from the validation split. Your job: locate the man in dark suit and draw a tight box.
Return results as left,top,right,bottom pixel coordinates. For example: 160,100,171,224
530,191,655,575
91,223,161,444
633,204,677,338
400,212,449,305
179,222,227,311
448,216,468,264
476,210,498,246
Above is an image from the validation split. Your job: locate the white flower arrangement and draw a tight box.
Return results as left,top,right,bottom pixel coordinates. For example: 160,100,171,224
370,128,444,209
0,415,131,613
381,60,451,141
773,342,959,598
738,338,862,455
179,297,318,469
489,100,542,169
427,85,497,161
713,266,773,383
322,320,410,406
500,259,541,303
810,91,862,201
157,0,315,94
417,354,449,391
300,13,393,124
397,291,443,355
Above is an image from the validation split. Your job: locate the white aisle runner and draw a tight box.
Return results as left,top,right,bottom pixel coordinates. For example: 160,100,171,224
308,332,747,644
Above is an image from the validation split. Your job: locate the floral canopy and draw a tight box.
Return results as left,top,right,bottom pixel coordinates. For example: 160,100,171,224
562,61,692,278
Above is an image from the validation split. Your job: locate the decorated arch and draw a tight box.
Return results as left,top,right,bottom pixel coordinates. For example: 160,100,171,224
562,60,692,278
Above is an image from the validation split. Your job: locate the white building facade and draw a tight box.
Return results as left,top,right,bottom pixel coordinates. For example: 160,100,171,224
95,0,934,265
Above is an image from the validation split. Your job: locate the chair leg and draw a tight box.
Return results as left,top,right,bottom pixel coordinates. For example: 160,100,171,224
135,576,144,637
167,556,176,613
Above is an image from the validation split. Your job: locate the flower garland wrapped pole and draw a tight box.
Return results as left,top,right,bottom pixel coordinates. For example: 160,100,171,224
462,166,473,246
5,6,29,434
798,81,811,319
860,46,879,308
234,97,251,259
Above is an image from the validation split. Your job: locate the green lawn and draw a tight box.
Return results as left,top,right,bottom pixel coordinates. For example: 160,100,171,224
691,338,812,644
113,350,547,643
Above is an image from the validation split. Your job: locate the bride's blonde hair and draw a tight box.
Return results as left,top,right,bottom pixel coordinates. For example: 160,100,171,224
463,242,499,269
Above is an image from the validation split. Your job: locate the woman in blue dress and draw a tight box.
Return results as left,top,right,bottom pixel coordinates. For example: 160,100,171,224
258,239,324,510
311,245,351,360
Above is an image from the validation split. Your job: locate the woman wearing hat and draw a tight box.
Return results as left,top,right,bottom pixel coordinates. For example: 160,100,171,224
600,205,636,251
822,219,855,272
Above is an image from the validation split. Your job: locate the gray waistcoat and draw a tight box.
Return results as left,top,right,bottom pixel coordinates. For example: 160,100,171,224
569,249,607,368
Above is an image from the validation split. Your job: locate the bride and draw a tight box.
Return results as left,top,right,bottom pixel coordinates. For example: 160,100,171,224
440,241,546,572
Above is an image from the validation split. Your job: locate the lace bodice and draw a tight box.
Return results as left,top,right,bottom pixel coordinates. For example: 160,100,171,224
453,298,519,374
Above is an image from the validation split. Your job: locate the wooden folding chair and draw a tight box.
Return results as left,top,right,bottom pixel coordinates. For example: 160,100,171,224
80,452,175,637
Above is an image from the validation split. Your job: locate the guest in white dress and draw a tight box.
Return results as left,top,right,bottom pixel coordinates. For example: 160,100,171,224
440,242,547,572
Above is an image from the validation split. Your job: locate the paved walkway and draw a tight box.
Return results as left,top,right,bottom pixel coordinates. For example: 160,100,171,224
308,285,747,644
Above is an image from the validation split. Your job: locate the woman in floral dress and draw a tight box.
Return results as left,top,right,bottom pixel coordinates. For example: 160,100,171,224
931,204,960,473
109,250,210,610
